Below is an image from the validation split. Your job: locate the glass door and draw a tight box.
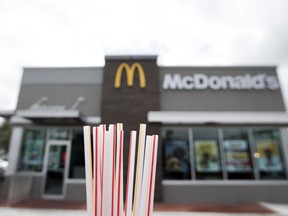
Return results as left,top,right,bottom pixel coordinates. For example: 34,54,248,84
42,141,70,198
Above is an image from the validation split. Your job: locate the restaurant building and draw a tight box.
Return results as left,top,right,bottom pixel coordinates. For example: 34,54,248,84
1,55,288,203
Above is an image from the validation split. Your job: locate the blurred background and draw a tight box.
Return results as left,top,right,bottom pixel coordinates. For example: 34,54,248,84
1,0,288,215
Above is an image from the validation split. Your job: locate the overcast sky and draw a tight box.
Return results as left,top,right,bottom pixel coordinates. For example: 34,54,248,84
0,0,288,111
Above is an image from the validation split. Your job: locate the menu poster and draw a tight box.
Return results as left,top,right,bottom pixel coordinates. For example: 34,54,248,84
164,140,190,173
224,140,252,172
226,152,252,172
256,139,283,172
195,140,221,172
224,140,248,151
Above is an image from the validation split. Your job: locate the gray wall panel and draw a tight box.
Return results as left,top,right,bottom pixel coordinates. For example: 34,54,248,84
17,84,102,116
23,67,103,84
30,176,43,199
65,183,86,201
163,183,288,203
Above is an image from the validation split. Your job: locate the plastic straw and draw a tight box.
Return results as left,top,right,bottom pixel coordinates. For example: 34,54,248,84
83,123,158,216
125,131,137,216
118,130,124,216
93,126,102,216
147,135,159,216
100,124,106,216
83,126,93,216
139,135,153,216
93,127,97,216
102,127,113,216
133,124,146,216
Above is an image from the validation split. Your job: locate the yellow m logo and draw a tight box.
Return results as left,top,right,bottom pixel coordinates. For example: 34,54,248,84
114,63,146,89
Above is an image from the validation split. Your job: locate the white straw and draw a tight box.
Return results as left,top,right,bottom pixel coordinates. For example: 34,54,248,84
133,124,146,216
147,135,159,216
119,130,124,216
111,124,116,216
114,124,121,216
102,127,113,216
99,124,106,216
139,135,153,216
83,126,93,216
125,131,137,216
93,126,102,216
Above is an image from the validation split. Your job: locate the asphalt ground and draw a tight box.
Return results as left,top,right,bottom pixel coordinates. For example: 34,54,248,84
0,180,287,216
0,200,288,215
0,200,274,213
0,208,281,216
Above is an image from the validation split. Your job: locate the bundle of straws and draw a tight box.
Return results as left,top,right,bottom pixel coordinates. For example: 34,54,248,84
83,123,159,216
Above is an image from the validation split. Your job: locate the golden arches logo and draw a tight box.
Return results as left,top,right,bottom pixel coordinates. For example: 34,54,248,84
114,63,146,89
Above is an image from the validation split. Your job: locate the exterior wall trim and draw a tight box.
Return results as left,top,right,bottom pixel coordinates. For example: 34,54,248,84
148,111,288,125
163,180,288,185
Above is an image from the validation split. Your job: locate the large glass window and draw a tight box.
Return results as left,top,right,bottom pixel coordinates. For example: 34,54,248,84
18,128,46,172
253,129,286,180
162,128,191,180
193,128,223,180
162,127,288,181
69,129,85,179
223,128,254,180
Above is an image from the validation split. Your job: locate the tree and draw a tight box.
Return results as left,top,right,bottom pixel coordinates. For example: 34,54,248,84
0,120,11,153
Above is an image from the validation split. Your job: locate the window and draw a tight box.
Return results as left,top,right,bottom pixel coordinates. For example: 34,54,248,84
161,127,287,181
69,129,85,179
253,129,286,180
223,128,254,179
193,128,223,180
18,128,46,172
162,128,191,180
49,128,71,140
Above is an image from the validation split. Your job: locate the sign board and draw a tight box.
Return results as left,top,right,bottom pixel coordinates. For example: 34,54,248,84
163,73,279,90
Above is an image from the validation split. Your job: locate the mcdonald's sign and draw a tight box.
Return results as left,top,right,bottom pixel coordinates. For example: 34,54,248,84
114,63,146,89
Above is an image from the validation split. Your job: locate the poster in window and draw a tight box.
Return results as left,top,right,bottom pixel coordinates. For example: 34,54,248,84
224,140,252,172
225,152,252,172
224,140,248,151
195,140,221,172
164,139,190,176
23,139,44,167
256,139,283,172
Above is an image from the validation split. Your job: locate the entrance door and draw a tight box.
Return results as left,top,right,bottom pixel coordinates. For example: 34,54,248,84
42,141,70,198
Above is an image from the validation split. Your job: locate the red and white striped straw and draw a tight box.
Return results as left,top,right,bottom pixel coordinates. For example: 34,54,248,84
147,135,159,216
111,124,116,216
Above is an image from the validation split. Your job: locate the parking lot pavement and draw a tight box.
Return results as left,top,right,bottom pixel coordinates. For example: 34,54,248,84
260,202,288,216
0,201,287,216
0,208,280,216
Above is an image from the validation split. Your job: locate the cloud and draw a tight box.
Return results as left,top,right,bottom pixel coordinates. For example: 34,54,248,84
0,0,288,109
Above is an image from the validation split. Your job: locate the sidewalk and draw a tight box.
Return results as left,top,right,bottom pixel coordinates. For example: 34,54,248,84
0,200,287,215
0,207,281,216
